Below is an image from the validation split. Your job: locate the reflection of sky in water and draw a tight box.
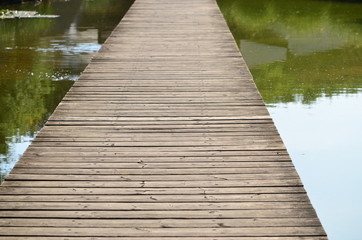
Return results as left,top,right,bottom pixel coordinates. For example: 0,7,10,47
37,26,102,54
240,40,287,67
0,134,34,181
36,42,101,54
0,4,112,180
4,42,101,54
0,26,100,178
268,93,362,240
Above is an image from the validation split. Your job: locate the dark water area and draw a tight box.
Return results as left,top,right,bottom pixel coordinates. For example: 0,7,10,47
217,0,362,239
0,0,134,181
218,0,362,104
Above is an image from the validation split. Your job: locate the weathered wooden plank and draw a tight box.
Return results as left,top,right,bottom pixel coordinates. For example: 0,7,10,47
21,151,289,158
13,162,293,169
0,202,312,210
25,142,283,149
0,227,326,237
0,193,310,202
0,186,306,195
2,179,301,187
0,237,329,240
36,131,280,137
23,145,286,153
0,209,317,218
0,218,324,228
45,119,274,124
9,168,295,176
47,115,273,121
18,155,291,162
5,173,300,181
32,136,282,143
42,123,277,129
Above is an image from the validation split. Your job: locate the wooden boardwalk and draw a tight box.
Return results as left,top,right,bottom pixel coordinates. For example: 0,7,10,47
0,0,327,239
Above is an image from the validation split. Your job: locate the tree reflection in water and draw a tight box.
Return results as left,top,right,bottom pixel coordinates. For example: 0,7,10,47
0,0,134,181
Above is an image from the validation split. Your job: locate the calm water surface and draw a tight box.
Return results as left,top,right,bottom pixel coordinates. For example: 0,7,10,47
0,0,134,181
217,0,362,239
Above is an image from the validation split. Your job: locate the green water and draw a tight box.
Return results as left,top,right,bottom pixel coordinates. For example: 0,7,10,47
218,0,362,104
0,0,134,181
217,0,362,239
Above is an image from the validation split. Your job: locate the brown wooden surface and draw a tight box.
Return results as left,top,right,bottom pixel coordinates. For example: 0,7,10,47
0,0,327,238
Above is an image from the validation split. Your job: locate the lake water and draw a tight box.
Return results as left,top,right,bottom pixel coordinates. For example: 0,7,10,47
0,0,134,181
217,0,362,239
1,0,361,239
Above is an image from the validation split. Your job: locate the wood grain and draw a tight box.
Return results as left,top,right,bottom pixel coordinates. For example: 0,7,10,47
0,0,327,238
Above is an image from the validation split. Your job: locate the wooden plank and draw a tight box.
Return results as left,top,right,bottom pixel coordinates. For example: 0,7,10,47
0,218,324,228
0,227,326,237
5,173,300,181
2,179,301,187
0,186,306,195
13,162,294,169
21,151,290,158
0,202,312,210
32,136,282,143
23,145,287,153
9,168,296,175
0,193,310,202
41,124,278,129
17,155,291,162
0,209,317,219
0,237,329,240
